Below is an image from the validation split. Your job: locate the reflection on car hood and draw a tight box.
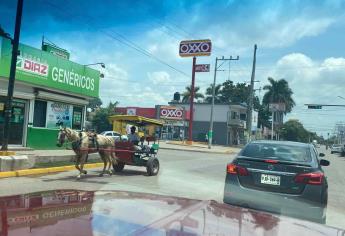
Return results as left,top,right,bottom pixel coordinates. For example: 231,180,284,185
0,190,343,236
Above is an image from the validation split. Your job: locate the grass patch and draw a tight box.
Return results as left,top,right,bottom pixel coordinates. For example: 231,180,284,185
33,159,102,168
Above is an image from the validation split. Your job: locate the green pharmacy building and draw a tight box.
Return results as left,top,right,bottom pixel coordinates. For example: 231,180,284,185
0,36,100,149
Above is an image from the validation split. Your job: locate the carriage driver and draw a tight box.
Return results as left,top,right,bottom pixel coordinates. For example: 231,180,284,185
128,126,141,150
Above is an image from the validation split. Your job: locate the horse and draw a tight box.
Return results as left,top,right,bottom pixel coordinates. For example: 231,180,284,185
56,127,116,179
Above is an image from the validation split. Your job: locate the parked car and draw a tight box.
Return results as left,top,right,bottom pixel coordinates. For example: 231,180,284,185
331,144,342,154
224,140,330,224
100,131,122,141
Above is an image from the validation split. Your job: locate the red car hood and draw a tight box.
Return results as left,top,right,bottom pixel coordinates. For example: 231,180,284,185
0,190,343,236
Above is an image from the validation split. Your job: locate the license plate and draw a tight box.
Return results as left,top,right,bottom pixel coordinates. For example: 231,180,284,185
260,174,280,185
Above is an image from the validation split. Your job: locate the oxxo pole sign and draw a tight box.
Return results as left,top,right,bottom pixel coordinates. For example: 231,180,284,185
179,39,212,143
194,64,210,72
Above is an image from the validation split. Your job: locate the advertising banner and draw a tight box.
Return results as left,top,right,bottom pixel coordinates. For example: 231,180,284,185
42,42,70,59
179,39,212,57
46,101,73,128
0,37,100,97
159,106,184,120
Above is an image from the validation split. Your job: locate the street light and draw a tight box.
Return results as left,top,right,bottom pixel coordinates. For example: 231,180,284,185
84,62,105,68
84,62,105,78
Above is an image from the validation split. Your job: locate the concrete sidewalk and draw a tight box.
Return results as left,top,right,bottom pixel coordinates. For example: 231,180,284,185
9,142,240,164
159,141,240,154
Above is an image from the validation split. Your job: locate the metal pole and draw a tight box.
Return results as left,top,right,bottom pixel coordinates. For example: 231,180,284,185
188,56,196,143
1,0,24,151
246,44,257,142
208,57,218,149
271,111,274,140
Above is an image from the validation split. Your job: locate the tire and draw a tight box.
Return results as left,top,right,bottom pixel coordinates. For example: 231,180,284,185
146,157,159,176
113,162,125,172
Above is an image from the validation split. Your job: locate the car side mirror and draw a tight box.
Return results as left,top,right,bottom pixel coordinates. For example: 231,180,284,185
319,153,325,157
320,159,330,166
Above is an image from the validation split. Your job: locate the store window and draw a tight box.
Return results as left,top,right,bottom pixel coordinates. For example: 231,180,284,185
231,111,238,120
72,106,83,130
0,97,26,145
33,100,47,127
240,113,247,121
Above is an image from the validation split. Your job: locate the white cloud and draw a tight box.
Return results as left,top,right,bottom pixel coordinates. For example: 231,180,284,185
147,71,171,85
262,53,345,135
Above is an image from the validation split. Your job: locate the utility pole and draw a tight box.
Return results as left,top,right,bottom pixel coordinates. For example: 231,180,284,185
246,44,257,142
208,55,239,149
1,0,24,151
188,56,197,143
271,111,274,140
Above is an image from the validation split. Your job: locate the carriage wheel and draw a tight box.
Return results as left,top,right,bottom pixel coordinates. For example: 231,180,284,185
113,162,125,172
146,157,159,176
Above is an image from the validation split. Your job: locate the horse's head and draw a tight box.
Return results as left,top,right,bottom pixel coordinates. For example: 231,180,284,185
56,127,67,147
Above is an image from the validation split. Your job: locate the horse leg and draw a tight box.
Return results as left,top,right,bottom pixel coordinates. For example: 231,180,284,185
77,152,87,180
99,151,107,177
106,151,113,176
82,153,88,175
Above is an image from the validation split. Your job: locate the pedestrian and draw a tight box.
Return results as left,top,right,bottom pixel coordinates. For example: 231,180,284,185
205,133,208,143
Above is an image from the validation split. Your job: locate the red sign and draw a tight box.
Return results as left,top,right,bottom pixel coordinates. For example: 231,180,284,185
179,39,212,57
17,56,49,77
160,106,184,120
195,64,210,72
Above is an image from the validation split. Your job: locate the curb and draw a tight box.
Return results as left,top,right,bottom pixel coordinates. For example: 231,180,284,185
0,163,104,179
159,146,237,155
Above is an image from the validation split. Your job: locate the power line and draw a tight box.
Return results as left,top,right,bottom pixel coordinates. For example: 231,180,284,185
44,1,191,79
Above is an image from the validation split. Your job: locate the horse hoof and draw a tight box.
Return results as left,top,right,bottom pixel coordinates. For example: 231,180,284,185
99,173,104,177
108,171,113,176
83,170,87,174
76,175,81,180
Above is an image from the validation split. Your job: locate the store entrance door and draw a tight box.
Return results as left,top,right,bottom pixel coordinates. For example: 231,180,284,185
0,98,26,145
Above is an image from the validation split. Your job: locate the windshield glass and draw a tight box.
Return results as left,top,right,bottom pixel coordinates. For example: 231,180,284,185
241,143,312,163
1,0,345,234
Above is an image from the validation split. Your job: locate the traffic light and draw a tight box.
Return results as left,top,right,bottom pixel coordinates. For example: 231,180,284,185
308,105,322,109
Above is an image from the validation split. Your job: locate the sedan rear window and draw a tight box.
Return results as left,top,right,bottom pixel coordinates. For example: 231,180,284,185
241,143,312,163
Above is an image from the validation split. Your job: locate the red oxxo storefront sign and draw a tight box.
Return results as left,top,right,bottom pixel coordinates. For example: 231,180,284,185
160,106,184,120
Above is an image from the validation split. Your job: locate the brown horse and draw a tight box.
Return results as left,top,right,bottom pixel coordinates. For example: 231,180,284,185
56,127,116,179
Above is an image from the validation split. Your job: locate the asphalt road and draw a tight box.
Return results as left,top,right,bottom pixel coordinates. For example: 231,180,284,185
0,147,344,229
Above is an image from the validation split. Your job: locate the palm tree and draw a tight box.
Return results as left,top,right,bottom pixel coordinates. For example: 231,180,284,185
262,77,295,113
204,84,222,103
182,86,204,103
0,25,11,39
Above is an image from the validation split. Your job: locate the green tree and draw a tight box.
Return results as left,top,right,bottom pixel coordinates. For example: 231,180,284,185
204,84,222,103
91,101,118,133
280,119,310,142
88,97,103,112
258,105,271,128
262,77,295,113
182,86,204,103
0,25,11,39
220,81,250,104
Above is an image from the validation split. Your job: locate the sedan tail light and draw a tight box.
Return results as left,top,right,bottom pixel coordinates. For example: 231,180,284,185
227,163,249,176
294,172,324,185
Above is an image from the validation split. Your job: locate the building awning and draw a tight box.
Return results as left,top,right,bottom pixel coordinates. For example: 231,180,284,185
37,90,89,105
108,115,163,126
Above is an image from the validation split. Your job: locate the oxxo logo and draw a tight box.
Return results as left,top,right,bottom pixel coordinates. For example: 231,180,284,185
180,42,210,54
160,107,183,119
17,56,49,77
179,39,212,57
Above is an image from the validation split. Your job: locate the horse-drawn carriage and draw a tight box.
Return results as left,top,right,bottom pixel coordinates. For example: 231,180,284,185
108,115,163,176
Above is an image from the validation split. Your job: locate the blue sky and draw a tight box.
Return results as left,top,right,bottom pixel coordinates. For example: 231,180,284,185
1,0,345,136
